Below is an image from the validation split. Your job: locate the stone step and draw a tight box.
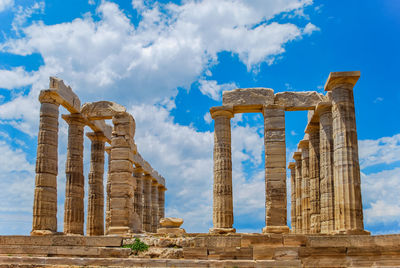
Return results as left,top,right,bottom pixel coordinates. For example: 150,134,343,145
0,245,130,258
0,235,122,247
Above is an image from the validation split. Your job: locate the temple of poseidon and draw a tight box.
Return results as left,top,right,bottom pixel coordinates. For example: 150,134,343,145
1,71,400,268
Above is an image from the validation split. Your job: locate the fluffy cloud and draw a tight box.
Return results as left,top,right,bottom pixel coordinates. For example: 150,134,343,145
359,134,400,168
198,80,237,101
0,0,13,12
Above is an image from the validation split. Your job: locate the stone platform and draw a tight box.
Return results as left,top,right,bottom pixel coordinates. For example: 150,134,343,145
0,233,400,267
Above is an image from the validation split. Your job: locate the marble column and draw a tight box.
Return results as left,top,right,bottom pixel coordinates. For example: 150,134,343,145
133,167,144,232
105,146,111,234
158,186,165,229
288,162,296,233
209,106,235,234
263,105,289,234
142,174,152,232
86,132,106,236
151,182,159,233
293,152,302,234
32,91,60,235
325,71,368,234
307,122,321,234
317,103,335,234
298,140,310,234
62,113,85,235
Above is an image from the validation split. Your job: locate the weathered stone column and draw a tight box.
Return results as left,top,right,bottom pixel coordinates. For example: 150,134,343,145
306,122,321,234
133,167,144,232
105,146,111,234
86,132,106,236
293,152,302,234
209,106,235,234
298,139,310,234
32,91,60,235
62,113,85,235
158,186,166,229
317,102,335,234
263,105,289,234
151,182,159,233
142,174,152,232
288,162,296,233
325,71,368,234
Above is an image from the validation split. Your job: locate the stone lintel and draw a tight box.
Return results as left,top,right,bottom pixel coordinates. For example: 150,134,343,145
298,139,309,150
88,120,112,142
274,91,323,111
81,101,127,120
288,162,296,169
233,105,263,114
48,77,81,113
293,152,302,161
324,71,361,91
61,113,86,124
222,87,274,108
86,131,108,142
210,106,234,119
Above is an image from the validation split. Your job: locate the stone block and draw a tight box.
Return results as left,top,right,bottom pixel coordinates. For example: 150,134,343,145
274,91,323,111
159,217,184,228
81,101,126,120
283,235,307,247
183,247,208,260
222,88,274,110
157,228,186,235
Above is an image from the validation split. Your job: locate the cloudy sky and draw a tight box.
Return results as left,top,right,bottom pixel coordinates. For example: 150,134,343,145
0,0,399,235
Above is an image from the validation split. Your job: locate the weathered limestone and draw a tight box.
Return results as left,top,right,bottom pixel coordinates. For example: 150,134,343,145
133,168,144,232
293,152,302,234
317,102,335,234
222,88,274,113
32,92,60,235
142,174,153,232
209,106,235,234
157,217,186,235
63,114,86,235
298,139,310,234
325,71,368,235
288,162,296,233
158,186,166,229
263,105,289,234
105,146,111,234
151,182,159,233
86,132,107,236
306,120,321,234
274,91,324,111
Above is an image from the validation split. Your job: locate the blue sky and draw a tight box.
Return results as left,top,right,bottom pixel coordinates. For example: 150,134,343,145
0,0,399,235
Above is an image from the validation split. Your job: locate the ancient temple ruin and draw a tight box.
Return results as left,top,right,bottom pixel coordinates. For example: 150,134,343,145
209,71,368,235
32,77,166,236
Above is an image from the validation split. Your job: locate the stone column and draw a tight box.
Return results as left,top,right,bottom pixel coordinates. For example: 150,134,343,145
86,132,106,236
133,167,144,232
151,182,159,233
158,186,166,229
263,105,289,234
317,103,335,234
62,113,85,235
32,91,60,235
288,162,296,233
293,152,302,234
142,174,152,232
209,106,235,234
325,71,368,234
105,146,111,234
298,139,310,234
306,122,321,234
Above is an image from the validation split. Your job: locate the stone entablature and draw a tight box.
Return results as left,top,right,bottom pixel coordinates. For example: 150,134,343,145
32,77,166,236
210,71,368,235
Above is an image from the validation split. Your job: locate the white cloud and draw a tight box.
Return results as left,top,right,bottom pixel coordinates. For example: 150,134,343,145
303,22,320,35
359,134,400,168
203,112,212,124
198,79,237,101
374,97,383,103
88,0,95,5
0,0,13,12
11,1,45,35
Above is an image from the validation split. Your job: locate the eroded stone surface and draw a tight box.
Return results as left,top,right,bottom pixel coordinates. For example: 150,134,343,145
222,88,274,113
274,91,323,111
159,218,184,228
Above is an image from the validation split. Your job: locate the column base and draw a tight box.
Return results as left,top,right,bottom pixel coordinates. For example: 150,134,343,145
334,229,371,235
30,230,56,236
262,226,290,234
106,227,131,236
209,227,236,234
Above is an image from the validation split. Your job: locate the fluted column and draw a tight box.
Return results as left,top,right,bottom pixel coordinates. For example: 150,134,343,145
293,152,302,234
86,132,106,236
325,71,368,234
142,174,152,232
151,182,159,233
133,167,143,232
317,103,335,234
209,106,235,234
263,105,289,234
288,162,296,233
298,140,310,234
105,146,111,234
32,91,60,235
158,186,165,229
63,113,85,235
307,123,321,234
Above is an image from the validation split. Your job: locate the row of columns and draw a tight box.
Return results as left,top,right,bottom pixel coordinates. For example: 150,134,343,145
289,74,368,235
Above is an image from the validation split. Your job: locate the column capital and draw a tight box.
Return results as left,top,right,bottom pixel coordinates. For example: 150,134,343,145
62,113,86,125
315,101,332,116
324,71,360,92
210,106,234,119
105,146,111,155
38,90,61,105
305,122,319,134
293,152,302,161
288,162,296,169
298,139,309,150
86,131,108,142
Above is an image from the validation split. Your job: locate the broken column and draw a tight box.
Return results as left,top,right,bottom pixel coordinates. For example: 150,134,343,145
151,181,159,233
325,71,368,234
298,139,310,234
86,132,107,236
317,102,335,234
263,105,289,234
293,152,302,234
63,113,86,235
288,162,296,233
133,167,144,232
142,174,152,232
32,91,60,235
209,106,235,234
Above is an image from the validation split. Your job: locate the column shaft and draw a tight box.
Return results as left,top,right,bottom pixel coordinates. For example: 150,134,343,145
308,124,321,234
105,147,111,234
151,183,159,233
158,187,165,230
32,95,59,235
142,175,152,232
293,153,302,234
299,140,310,234
133,168,143,232
288,163,296,233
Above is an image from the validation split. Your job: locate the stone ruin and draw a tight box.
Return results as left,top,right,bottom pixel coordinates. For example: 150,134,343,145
32,77,166,236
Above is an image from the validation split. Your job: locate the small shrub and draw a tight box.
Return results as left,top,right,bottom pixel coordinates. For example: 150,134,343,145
123,238,149,254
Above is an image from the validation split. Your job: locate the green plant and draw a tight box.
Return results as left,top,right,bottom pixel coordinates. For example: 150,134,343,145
122,238,149,254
